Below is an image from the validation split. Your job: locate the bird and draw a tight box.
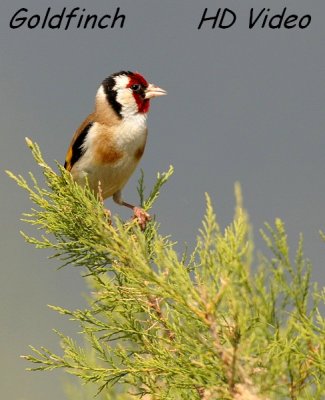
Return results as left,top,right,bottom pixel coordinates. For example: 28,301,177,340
64,70,167,228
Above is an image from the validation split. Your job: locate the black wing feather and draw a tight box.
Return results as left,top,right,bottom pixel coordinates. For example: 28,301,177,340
65,122,93,170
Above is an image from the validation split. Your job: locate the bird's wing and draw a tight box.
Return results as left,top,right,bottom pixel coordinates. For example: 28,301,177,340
64,114,94,171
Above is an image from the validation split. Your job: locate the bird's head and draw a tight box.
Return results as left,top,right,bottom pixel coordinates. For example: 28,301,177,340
98,71,166,119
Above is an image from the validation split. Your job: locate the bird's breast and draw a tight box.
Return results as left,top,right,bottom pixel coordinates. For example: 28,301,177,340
84,116,147,164
113,114,148,159
73,115,148,198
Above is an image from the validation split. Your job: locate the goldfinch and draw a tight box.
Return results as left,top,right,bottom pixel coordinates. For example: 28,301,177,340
64,71,166,227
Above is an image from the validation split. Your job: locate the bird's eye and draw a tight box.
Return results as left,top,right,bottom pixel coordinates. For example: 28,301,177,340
131,84,141,92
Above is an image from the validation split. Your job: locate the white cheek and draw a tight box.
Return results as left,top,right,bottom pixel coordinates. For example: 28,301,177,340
113,75,140,117
116,90,139,118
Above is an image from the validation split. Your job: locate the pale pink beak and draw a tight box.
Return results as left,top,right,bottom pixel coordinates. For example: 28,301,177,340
145,83,167,99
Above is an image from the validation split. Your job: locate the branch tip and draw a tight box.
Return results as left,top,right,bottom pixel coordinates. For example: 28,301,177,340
25,137,33,148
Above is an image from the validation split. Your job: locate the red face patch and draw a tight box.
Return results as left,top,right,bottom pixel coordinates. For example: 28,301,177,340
129,72,148,87
127,72,150,114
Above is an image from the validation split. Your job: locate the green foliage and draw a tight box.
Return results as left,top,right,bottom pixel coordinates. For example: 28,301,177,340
7,139,325,400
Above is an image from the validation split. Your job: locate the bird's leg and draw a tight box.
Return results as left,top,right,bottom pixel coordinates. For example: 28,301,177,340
113,191,150,230
123,201,151,230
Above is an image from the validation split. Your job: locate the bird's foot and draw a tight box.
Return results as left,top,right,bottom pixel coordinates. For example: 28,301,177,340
133,207,151,230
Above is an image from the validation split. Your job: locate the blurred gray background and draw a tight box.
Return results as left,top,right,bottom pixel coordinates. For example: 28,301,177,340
1,0,324,399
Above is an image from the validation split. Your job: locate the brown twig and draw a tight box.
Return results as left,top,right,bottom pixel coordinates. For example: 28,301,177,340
97,180,111,222
148,295,175,341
